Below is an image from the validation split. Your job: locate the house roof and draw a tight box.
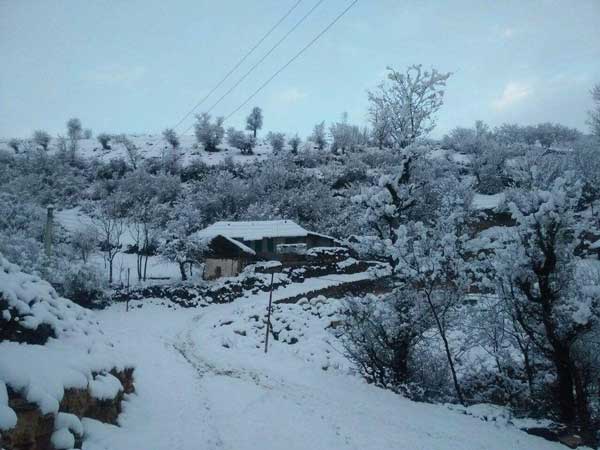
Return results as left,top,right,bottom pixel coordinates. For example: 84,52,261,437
195,220,309,241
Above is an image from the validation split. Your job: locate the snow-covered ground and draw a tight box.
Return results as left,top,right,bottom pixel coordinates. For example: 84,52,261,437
0,134,274,166
80,297,569,450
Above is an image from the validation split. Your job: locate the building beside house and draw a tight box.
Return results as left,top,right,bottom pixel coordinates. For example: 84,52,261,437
194,220,342,280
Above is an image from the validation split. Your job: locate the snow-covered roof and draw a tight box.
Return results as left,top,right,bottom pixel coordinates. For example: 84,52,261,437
221,236,256,255
196,220,309,241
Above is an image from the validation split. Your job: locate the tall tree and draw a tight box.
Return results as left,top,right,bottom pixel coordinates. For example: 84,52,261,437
245,106,263,138
368,65,451,149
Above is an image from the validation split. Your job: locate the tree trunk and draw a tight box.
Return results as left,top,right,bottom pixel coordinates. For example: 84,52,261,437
572,363,596,447
108,257,113,284
554,353,577,425
426,294,465,405
179,262,188,281
253,128,257,138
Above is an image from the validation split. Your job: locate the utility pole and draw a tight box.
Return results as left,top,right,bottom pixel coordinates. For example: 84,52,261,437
126,268,130,312
264,271,275,354
43,204,54,257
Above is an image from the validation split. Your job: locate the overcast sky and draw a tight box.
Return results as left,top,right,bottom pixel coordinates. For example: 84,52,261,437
1,0,599,139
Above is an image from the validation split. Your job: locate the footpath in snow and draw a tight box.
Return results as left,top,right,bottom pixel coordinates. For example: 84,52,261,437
82,298,570,450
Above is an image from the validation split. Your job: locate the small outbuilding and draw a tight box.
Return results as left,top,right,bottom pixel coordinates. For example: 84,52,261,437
201,235,256,280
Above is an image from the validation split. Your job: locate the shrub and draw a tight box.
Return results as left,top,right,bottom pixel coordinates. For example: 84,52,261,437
97,133,112,150
61,264,108,309
162,128,180,149
8,138,21,153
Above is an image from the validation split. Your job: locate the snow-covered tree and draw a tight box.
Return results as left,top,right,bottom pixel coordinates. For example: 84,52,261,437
288,134,301,154
8,138,21,153
114,134,141,170
162,128,180,149
494,174,599,442
343,290,431,392
226,127,255,155
159,202,207,280
330,112,363,153
70,225,98,263
194,112,225,152
588,83,600,138
245,106,263,138
97,133,112,150
368,65,451,149
66,118,82,141
310,121,328,151
92,197,125,284
267,131,285,153
32,130,51,151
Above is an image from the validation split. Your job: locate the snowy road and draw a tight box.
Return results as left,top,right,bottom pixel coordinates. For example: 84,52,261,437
83,300,568,450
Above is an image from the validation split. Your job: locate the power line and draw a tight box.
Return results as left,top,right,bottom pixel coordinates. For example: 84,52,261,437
182,0,326,135
172,0,304,131
222,0,358,123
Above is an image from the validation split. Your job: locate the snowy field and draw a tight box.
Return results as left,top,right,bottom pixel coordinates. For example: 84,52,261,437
79,298,570,450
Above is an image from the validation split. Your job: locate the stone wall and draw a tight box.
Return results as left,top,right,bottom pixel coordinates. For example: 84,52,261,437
1,368,134,450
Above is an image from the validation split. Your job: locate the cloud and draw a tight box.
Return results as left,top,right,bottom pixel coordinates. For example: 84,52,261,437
492,81,532,110
276,87,307,104
83,65,146,84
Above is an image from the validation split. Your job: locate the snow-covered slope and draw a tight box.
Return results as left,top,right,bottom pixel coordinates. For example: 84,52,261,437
82,298,570,450
0,254,132,440
0,133,274,166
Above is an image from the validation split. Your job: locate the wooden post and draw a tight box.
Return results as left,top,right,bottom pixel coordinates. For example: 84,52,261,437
43,205,54,257
264,271,275,354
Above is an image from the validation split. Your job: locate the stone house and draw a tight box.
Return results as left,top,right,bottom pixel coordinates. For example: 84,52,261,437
195,220,341,279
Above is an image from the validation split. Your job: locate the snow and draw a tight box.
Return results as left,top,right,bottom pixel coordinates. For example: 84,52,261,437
472,193,505,210
79,299,569,450
0,254,131,426
221,235,256,255
51,427,75,449
195,220,309,241
89,373,123,401
55,412,84,436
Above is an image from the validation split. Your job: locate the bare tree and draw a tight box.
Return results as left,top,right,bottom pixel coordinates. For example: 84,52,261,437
368,65,451,149
245,106,263,138
71,225,98,263
92,199,125,284
32,130,51,151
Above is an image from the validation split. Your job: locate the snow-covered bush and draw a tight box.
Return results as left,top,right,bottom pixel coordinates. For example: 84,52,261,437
194,112,225,152
97,133,112,150
61,263,108,309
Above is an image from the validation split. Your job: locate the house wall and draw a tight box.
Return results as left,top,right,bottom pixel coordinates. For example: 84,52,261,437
203,258,244,280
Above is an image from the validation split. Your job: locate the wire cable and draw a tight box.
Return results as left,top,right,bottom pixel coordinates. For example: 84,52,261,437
173,0,304,131
183,0,328,135
221,0,358,124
